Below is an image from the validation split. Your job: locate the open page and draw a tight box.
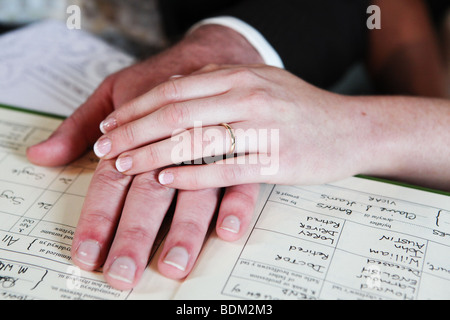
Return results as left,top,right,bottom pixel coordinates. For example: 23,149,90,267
174,174,450,300
0,107,182,300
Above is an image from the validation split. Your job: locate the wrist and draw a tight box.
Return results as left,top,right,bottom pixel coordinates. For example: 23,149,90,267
336,95,401,178
188,17,284,69
344,95,445,185
168,24,265,73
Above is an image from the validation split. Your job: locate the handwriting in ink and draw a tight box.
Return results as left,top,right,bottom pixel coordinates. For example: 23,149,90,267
368,196,397,206
433,229,450,238
37,202,53,210
298,229,335,245
435,209,450,227
275,254,325,273
320,194,356,207
59,177,73,185
316,203,352,215
289,245,330,260
11,166,45,180
427,262,450,276
379,235,425,250
379,207,416,220
0,190,25,205
436,210,442,227
0,276,17,288
306,216,340,229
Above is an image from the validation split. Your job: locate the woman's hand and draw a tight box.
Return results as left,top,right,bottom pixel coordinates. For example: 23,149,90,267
26,26,265,290
93,64,377,189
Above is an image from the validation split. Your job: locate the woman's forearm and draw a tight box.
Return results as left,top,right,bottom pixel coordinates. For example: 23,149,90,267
349,95,450,191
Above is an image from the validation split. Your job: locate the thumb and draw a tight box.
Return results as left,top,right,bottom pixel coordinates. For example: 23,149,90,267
27,81,114,167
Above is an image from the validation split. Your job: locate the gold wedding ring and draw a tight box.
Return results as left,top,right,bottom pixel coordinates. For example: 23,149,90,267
220,123,236,155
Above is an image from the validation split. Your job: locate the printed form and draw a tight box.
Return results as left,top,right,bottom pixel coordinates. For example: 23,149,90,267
0,108,184,299
0,107,449,300
0,20,134,117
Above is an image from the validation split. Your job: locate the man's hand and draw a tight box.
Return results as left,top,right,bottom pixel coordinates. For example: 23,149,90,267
26,25,263,290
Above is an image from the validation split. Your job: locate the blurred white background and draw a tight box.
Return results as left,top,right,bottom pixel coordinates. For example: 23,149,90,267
0,0,167,57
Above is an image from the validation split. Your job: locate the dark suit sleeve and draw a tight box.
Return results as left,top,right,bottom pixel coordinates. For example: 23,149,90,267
158,0,369,89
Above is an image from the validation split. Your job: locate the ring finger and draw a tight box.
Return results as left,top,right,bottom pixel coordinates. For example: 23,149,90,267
113,122,264,176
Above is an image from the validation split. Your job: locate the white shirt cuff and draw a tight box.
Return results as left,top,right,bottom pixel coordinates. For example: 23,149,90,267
188,16,284,69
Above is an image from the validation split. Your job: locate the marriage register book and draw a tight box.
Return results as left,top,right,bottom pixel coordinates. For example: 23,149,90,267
0,105,449,300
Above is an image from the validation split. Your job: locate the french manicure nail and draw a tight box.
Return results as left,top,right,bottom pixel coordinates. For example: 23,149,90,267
163,247,189,271
93,137,112,158
100,118,117,134
220,215,241,234
107,256,136,284
159,172,174,185
76,240,101,267
116,156,133,172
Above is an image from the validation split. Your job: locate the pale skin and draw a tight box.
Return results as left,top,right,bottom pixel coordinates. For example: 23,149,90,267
95,64,450,193
26,0,448,290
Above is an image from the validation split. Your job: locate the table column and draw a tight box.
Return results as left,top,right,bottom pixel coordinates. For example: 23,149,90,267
18,165,85,242
321,221,426,300
222,186,346,300
418,241,450,299
0,153,62,234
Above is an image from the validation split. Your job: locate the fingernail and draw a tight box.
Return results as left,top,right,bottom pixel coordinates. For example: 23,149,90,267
220,215,241,234
76,240,101,267
158,172,174,185
107,256,136,284
116,156,133,172
93,137,112,158
100,118,117,134
163,247,189,271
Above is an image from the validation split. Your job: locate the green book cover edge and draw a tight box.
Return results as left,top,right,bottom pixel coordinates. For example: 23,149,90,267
0,103,66,120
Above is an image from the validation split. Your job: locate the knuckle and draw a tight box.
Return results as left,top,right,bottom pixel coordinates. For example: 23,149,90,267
160,79,181,101
198,63,220,74
248,88,269,104
204,63,219,69
117,99,137,119
118,123,138,147
218,164,257,186
172,219,207,237
94,164,131,189
184,171,202,190
246,88,270,112
143,146,161,167
79,211,116,229
132,173,172,198
160,103,189,127
229,67,258,83
118,226,155,244
238,88,271,118
219,165,240,185
224,189,255,213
